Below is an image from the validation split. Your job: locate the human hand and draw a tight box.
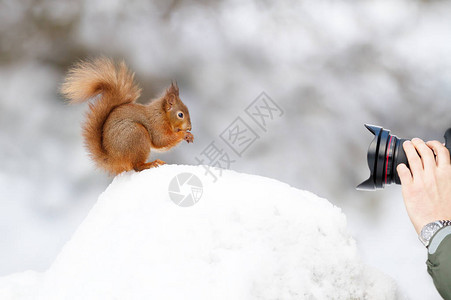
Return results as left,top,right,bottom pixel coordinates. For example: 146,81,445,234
397,138,451,234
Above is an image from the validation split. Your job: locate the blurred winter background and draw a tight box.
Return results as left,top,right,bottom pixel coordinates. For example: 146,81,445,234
0,0,450,299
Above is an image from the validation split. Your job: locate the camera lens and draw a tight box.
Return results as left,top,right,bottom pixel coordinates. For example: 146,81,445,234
357,124,408,190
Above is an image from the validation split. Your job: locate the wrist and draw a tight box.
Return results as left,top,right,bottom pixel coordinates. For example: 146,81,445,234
415,216,451,234
419,220,451,248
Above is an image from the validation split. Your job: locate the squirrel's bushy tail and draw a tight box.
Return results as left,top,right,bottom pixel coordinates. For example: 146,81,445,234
61,57,141,169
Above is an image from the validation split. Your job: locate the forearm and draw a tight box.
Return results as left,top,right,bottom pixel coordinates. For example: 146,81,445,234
427,227,451,300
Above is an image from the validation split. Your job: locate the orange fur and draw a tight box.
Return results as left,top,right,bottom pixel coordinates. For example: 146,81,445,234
61,57,193,175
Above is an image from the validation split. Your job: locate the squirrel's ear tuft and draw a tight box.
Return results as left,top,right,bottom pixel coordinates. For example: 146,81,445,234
168,81,179,96
164,81,179,111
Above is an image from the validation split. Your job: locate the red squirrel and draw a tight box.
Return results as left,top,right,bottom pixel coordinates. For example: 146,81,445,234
61,57,193,175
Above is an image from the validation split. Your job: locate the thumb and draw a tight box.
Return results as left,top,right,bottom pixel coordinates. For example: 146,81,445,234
397,163,412,186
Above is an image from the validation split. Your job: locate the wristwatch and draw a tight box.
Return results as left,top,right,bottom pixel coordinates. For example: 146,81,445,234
419,220,451,248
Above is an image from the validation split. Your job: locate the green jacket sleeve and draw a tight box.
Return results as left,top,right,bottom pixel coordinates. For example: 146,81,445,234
427,227,451,300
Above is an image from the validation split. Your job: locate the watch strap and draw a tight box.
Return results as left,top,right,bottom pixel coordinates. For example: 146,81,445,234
421,220,451,248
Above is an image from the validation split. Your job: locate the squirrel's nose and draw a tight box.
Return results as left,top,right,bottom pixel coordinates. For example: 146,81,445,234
187,126,192,131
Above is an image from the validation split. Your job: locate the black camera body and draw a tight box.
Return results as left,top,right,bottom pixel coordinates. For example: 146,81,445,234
357,124,451,191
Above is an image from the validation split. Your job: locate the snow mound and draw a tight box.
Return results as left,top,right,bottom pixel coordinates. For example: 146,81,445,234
0,165,398,299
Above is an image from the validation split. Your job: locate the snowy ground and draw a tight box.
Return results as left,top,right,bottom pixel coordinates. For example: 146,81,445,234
0,165,398,299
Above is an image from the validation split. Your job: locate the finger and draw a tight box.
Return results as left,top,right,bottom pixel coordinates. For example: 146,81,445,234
403,140,423,178
427,140,451,166
411,138,436,174
397,163,412,186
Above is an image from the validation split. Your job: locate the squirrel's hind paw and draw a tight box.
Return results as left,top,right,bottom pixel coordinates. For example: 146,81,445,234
134,159,166,171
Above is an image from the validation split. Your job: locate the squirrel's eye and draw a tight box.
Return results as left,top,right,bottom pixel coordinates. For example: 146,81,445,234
177,111,184,119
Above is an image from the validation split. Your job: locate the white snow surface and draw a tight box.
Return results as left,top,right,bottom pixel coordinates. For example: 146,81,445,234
0,165,398,299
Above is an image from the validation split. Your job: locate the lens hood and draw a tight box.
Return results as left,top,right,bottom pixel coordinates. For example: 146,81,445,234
357,124,407,191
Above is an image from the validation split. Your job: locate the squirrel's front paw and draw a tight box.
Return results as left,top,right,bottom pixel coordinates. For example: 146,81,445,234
184,132,194,143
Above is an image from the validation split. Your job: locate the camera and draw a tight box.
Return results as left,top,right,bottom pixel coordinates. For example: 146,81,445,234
357,124,451,191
